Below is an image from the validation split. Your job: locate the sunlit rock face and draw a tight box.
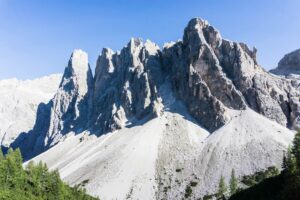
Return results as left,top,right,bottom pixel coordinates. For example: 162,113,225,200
7,18,300,161
163,18,247,132
162,18,300,131
269,48,300,129
10,50,93,159
91,39,164,134
0,74,61,148
45,49,94,146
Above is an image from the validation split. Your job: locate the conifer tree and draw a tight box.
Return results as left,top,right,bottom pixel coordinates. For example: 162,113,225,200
286,146,297,175
0,148,5,184
230,169,238,196
292,129,300,169
0,148,4,161
217,175,227,199
13,148,23,166
282,151,288,170
0,148,99,200
4,148,24,188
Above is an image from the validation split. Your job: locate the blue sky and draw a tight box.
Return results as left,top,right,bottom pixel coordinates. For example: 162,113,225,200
0,0,299,79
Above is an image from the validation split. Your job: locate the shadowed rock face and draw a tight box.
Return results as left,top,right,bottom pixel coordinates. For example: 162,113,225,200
89,18,300,132
278,49,300,71
10,18,300,159
45,49,94,146
269,49,300,129
271,49,300,75
11,50,94,159
186,19,300,128
163,18,300,130
163,19,247,131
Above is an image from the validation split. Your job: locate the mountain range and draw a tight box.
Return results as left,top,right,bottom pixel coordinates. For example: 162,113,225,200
1,18,300,199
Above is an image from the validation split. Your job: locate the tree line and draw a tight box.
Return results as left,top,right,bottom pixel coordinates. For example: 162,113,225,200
228,129,300,200
0,148,99,200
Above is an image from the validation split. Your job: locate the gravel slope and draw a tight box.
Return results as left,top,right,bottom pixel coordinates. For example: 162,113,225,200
28,108,293,199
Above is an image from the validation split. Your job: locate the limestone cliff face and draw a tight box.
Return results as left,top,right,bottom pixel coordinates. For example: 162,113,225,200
0,74,61,148
10,18,300,159
163,19,247,131
45,49,93,146
89,18,300,133
91,39,163,134
11,50,93,159
271,49,300,75
270,48,300,129
163,18,300,130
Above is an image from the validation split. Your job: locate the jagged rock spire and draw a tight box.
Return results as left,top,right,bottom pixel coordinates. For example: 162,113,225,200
91,38,163,134
10,18,300,160
10,49,94,159
45,49,93,146
163,17,300,131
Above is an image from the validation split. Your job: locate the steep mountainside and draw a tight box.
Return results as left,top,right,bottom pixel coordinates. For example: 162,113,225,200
269,48,300,129
29,108,293,199
91,39,163,134
163,18,300,130
270,48,300,75
1,18,299,199
10,50,93,159
0,74,61,147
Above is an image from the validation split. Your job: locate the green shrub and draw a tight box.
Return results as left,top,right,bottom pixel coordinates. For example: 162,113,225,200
185,185,193,198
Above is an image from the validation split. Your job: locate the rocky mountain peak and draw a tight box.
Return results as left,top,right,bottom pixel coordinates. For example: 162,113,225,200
87,18,300,133
45,49,93,146
144,39,160,55
128,37,143,52
91,38,163,134
186,18,209,29
163,18,300,131
271,48,300,75
9,18,300,160
3,17,300,200
69,49,88,70
63,49,92,97
184,18,222,49
94,47,115,93
279,49,300,69
10,50,93,159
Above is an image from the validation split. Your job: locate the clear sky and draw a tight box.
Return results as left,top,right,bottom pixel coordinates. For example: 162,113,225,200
0,0,300,79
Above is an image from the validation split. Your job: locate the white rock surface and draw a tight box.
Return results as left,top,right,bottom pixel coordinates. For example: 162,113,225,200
2,17,299,200
0,74,61,147
28,108,293,200
28,109,209,200
26,80,294,199
192,109,293,197
45,49,93,147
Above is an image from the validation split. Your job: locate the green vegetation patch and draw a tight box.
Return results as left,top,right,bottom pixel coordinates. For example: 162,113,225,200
0,148,99,200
